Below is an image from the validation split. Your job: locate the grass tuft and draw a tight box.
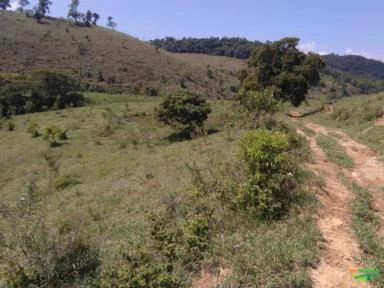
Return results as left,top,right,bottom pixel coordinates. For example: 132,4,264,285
316,135,354,168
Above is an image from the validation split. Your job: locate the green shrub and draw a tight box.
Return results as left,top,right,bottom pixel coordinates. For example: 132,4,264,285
42,125,67,147
145,87,159,96
95,251,180,288
239,129,290,174
150,206,214,267
330,107,353,121
6,119,15,131
237,129,297,219
360,104,384,122
236,89,280,129
237,89,279,116
155,92,211,139
53,174,81,190
5,227,100,288
2,178,100,288
27,122,40,138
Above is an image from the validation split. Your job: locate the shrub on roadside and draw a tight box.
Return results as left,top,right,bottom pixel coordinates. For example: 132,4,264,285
236,129,298,219
94,251,180,288
236,89,280,129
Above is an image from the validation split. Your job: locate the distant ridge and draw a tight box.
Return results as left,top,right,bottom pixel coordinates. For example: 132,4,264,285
324,54,384,80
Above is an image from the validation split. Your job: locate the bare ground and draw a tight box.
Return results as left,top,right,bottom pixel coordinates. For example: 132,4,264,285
192,268,231,288
297,128,364,288
306,122,384,237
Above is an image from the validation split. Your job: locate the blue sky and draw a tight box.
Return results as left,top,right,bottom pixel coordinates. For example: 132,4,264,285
11,0,384,60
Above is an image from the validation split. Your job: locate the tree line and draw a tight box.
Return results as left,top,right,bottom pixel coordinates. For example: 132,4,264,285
150,37,262,59
0,68,85,117
0,0,117,28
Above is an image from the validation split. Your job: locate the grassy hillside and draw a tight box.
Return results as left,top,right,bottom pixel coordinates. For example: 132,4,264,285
0,11,240,98
0,92,324,287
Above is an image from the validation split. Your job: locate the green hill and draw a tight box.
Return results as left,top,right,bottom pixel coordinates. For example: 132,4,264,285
324,54,384,79
0,11,242,98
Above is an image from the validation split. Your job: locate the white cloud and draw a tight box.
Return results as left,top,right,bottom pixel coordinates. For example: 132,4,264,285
298,41,316,54
298,41,328,55
10,1,20,10
345,48,353,54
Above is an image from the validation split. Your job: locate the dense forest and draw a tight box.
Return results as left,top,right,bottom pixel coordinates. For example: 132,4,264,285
324,54,384,80
150,37,262,59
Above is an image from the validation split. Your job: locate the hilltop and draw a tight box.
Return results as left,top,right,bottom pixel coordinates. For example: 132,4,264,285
0,11,243,98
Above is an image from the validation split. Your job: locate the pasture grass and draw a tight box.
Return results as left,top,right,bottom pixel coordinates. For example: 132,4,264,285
0,92,322,287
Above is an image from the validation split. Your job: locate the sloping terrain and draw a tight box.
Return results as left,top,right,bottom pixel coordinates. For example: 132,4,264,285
298,120,384,287
0,11,241,98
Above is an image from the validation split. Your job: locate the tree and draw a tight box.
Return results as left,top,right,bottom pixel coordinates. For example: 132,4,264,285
84,9,92,26
18,0,29,11
0,0,11,10
106,16,117,29
33,0,52,21
155,92,211,138
91,12,100,25
238,37,325,107
67,0,80,22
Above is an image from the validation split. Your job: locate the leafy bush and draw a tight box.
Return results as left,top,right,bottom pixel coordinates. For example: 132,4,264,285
150,203,214,267
2,178,100,288
145,87,159,96
155,92,211,138
331,103,383,122
236,89,280,129
237,129,297,219
6,119,15,131
27,122,40,138
237,89,279,116
331,107,353,121
360,103,384,121
42,125,68,147
94,251,180,288
53,174,81,190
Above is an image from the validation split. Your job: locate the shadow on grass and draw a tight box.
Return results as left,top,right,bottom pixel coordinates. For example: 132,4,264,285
207,128,220,135
166,131,192,143
166,128,220,143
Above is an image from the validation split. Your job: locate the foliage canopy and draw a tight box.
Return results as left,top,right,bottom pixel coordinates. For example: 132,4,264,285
239,37,325,106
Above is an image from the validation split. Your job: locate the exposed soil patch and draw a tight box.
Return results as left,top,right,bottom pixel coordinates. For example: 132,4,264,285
306,122,384,236
192,268,231,288
297,129,364,288
374,117,384,127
